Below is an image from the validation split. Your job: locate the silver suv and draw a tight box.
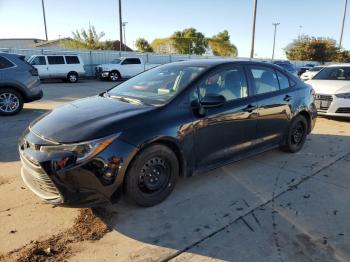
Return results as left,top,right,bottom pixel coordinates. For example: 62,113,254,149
0,53,42,115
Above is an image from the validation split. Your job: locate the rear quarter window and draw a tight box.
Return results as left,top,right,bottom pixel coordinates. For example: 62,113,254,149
0,56,14,69
65,56,80,64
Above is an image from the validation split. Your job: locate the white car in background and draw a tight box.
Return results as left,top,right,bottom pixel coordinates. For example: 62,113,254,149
95,57,159,81
300,66,325,81
307,64,350,117
28,55,86,83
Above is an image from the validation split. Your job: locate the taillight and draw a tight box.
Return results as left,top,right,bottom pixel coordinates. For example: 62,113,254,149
30,68,38,76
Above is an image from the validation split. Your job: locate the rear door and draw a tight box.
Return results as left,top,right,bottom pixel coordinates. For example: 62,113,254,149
47,56,66,78
29,56,49,78
247,65,294,147
192,64,258,169
121,58,143,77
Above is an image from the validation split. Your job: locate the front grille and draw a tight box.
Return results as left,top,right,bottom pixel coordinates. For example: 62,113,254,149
20,153,61,202
315,94,333,111
336,107,350,114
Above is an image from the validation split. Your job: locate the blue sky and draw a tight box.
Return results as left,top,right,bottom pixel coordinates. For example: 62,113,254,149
0,0,348,59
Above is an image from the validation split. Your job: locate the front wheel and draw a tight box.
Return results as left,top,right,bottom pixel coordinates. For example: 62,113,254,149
125,144,178,207
280,115,308,153
0,89,24,116
109,71,120,81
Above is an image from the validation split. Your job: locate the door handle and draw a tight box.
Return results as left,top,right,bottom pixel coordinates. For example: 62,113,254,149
243,104,257,113
283,95,292,102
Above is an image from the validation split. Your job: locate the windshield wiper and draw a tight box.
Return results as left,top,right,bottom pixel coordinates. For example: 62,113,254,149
108,95,146,105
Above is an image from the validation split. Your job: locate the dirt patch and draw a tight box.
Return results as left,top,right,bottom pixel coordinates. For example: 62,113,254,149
1,208,111,262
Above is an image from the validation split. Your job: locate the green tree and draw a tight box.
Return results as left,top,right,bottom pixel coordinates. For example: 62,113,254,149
135,38,153,52
171,28,208,55
334,49,350,63
62,25,105,50
208,30,238,57
285,36,339,63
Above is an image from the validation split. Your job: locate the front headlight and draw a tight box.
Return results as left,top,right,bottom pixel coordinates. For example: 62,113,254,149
335,93,350,99
40,134,118,164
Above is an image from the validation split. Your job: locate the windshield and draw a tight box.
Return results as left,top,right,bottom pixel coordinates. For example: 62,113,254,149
111,59,121,64
108,64,207,105
313,67,350,80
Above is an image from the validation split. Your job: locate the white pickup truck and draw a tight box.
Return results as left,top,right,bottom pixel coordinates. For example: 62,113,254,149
95,57,159,81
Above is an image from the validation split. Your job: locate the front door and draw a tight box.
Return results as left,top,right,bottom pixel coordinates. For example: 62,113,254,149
30,56,49,78
192,65,258,169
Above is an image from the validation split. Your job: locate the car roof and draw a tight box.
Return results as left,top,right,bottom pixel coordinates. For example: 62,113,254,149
168,59,281,68
0,52,20,58
326,63,350,67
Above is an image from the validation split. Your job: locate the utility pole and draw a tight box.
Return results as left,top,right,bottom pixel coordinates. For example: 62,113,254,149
250,0,258,58
118,0,123,51
339,0,348,48
272,23,280,60
298,25,302,39
122,22,128,51
41,0,48,41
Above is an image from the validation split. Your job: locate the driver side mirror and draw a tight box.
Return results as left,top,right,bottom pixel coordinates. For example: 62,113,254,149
200,94,226,108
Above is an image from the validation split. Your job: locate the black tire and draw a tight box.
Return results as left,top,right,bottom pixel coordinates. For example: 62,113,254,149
67,72,78,83
280,115,308,153
0,88,24,116
125,144,178,207
109,71,121,82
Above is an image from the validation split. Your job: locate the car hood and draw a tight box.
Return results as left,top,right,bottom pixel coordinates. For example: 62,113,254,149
306,80,350,94
97,63,119,68
30,95,154,143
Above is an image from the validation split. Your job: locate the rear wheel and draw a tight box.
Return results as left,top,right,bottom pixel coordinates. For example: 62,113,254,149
67,72,78,83
125,144,178,207
0,89,24,116
280,115,308,153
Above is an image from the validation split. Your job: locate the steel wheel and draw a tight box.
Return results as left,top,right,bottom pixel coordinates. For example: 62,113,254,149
138,157,170,194
291,122,305,145
0,92,20,113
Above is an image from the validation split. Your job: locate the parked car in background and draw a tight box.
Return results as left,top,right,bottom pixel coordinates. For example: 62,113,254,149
27,55,86,83
300,66,325,81
307,64,350,117
298,64,316,76
19,59,316,207
95,57,159,81
0,53,42,115
272,61,298,76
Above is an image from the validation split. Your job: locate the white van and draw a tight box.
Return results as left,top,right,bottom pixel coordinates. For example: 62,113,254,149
27,55,86,83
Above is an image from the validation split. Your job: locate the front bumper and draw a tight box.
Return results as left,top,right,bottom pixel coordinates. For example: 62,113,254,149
315,94,350,118
19,131,137,207
95,68,110,79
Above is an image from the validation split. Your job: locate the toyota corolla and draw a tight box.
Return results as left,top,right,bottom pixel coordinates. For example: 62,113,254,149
19,60,317,207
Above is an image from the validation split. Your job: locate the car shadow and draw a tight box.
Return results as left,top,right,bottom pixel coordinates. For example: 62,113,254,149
95,133,350,261
0,108,48,162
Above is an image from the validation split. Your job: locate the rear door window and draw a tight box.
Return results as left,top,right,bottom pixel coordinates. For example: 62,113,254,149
0,56,14,69
249,66,280,94
47,56,65,65
65,56,80,64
